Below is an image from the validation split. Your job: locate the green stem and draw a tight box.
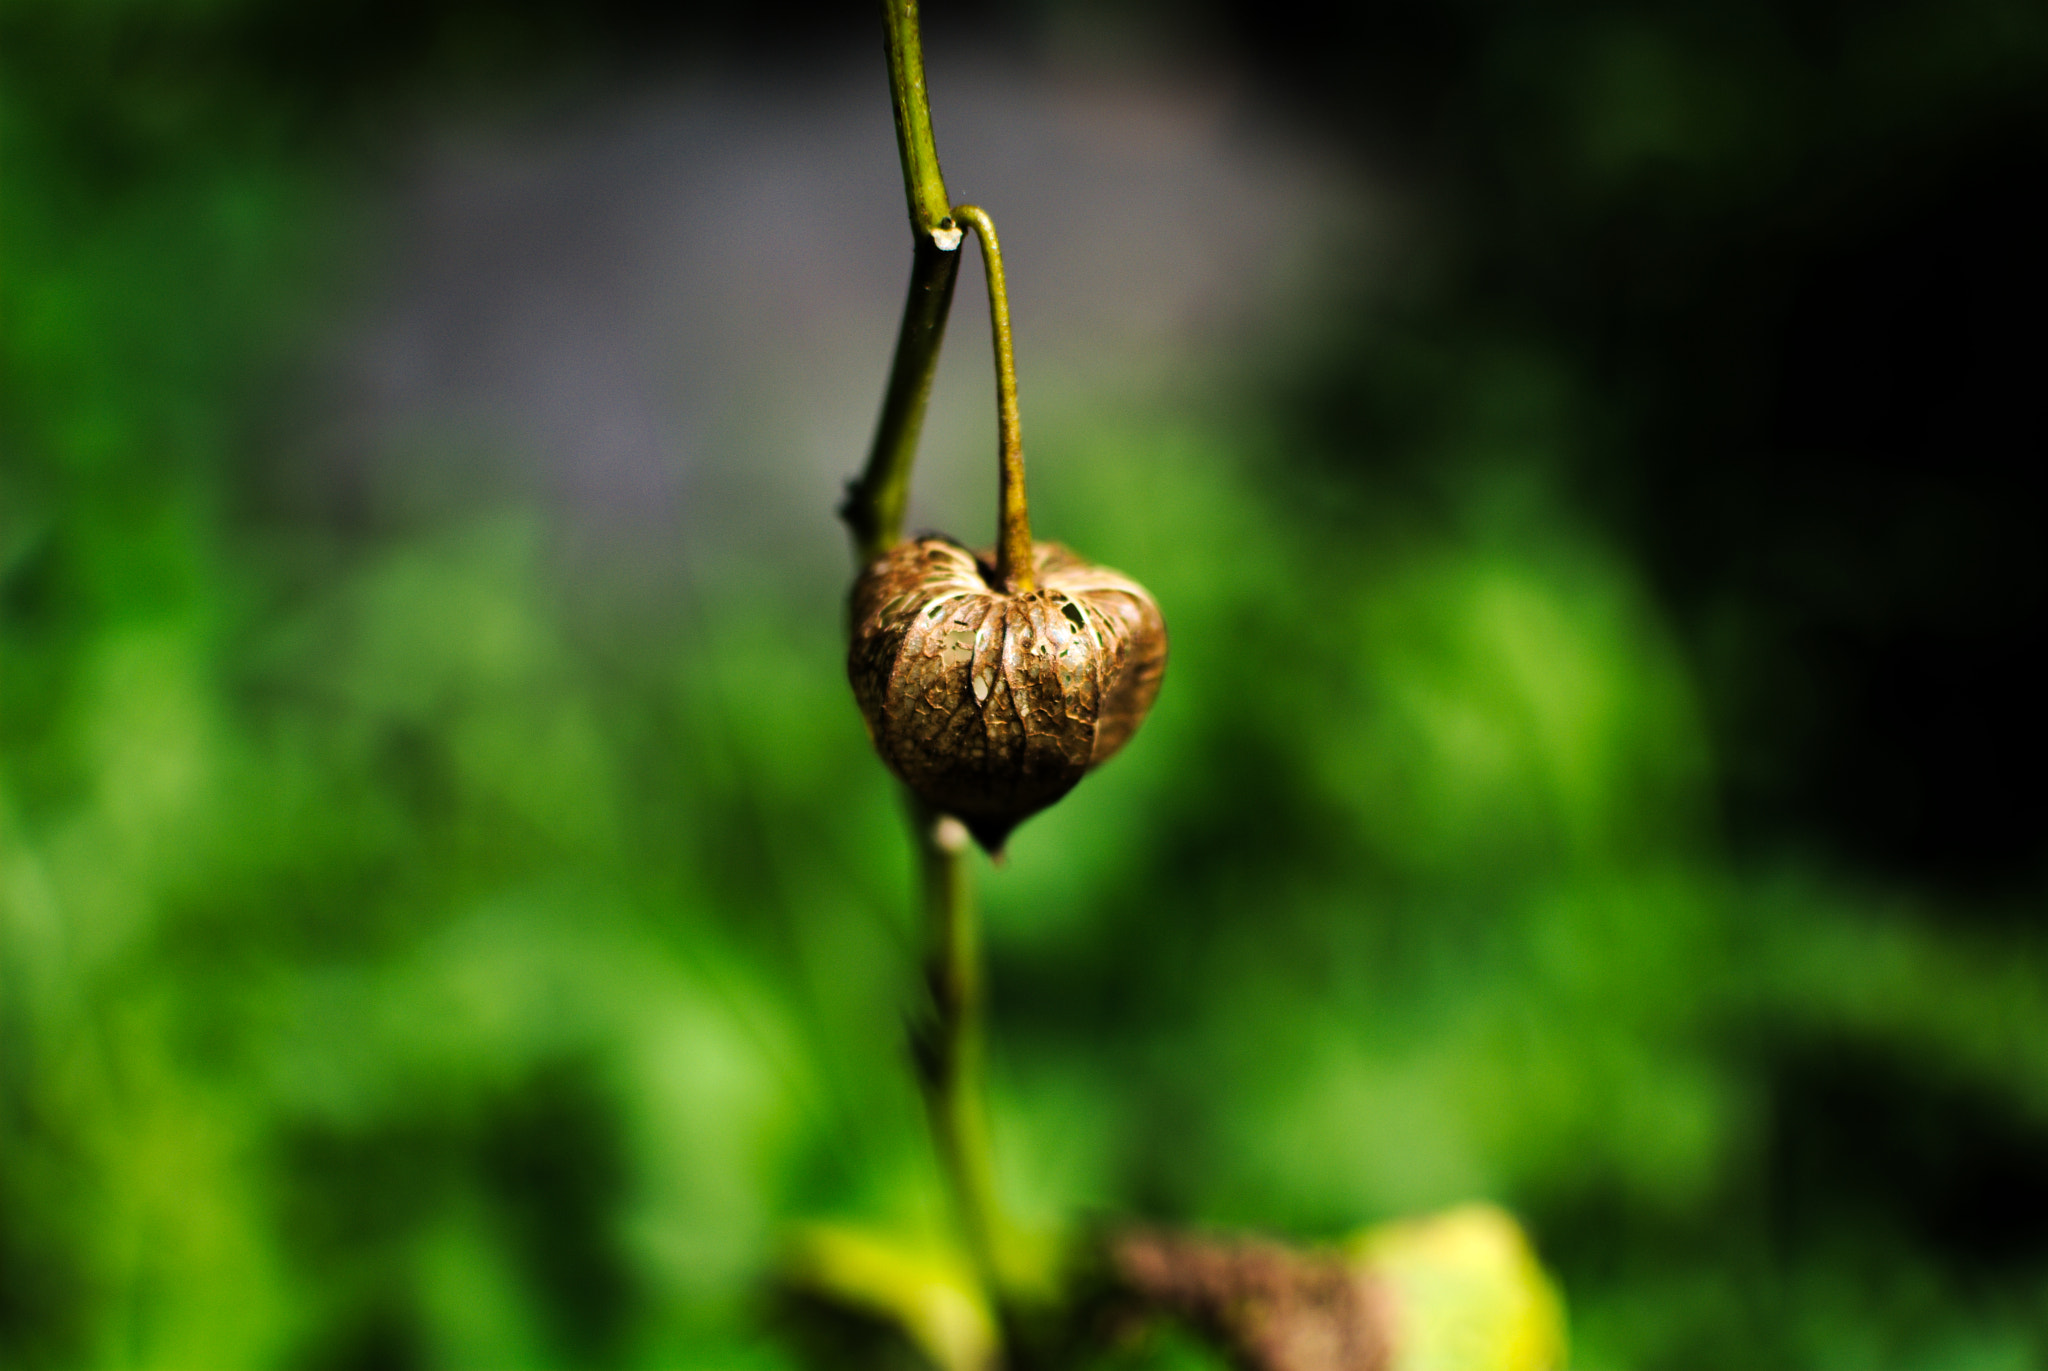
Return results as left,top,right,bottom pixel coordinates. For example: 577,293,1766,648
952,206,1033,594
842,238,962,563
882,0,954,237
845,0,1016,1333
912,806,1009,1300
841,0,967,563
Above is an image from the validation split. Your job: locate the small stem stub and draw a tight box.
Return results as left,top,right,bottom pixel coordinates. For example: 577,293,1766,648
951,205,1033,595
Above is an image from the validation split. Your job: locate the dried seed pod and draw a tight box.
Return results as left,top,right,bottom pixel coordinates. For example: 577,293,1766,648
849,536,1167,852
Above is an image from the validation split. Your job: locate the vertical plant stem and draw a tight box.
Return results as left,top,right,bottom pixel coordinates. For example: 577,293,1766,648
951,206,1033,594
913,806,1010,1300
882,0,954,236
842,0,967,563
843,238,962,563
847,0,1016,1335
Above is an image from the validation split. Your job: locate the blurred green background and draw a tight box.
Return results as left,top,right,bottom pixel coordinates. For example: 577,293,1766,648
5,1,2046,1367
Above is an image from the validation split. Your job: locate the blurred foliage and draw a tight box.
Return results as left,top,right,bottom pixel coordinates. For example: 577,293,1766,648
5,2,2048,1370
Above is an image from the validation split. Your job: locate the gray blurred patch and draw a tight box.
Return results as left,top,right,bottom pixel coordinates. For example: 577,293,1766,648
341,49,1375,582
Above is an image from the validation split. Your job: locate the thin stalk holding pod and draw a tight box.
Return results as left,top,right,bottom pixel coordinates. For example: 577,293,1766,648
950,204,1033,594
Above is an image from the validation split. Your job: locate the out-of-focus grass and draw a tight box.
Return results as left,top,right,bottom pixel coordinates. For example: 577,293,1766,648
7,5,2048,1371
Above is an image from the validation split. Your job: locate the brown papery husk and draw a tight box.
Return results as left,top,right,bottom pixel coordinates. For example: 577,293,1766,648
849,537,1167,852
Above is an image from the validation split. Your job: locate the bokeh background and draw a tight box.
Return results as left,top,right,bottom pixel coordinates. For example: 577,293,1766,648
5,1,2046,1367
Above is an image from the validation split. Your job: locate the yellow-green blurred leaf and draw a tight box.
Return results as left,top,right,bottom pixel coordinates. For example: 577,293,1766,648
1353,1205,1567,1371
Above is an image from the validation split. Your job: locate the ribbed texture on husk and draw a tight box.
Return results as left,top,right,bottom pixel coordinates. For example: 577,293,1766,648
849,537,1167,851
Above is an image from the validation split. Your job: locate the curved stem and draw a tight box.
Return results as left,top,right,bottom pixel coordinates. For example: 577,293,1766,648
952,205,1033,593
